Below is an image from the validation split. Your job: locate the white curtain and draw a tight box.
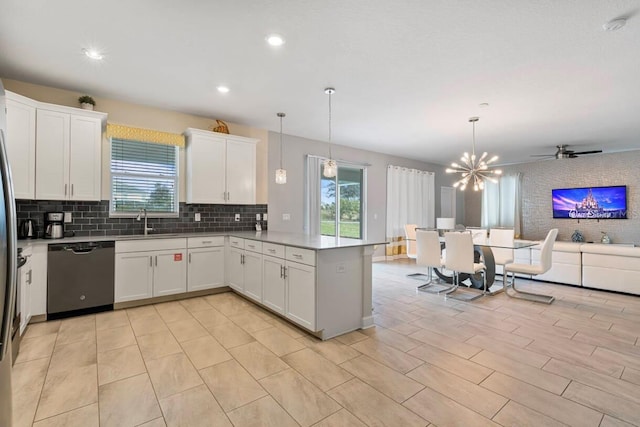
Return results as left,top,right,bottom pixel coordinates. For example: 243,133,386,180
303,155,322,235
386,165,435,258
481,173,522,237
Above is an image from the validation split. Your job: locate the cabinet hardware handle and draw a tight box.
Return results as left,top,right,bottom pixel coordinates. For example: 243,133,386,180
202,240,212,244
283,266,287,279
71,184,74,196
27,270,32,284
155,256,158,266
64,184,67,195
293,254,303,259
280,265,283,278
150,256,153,267
268,249,275,253
189,253,191,263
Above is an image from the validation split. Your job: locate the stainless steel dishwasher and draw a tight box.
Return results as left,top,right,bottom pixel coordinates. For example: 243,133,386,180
47,241,115,319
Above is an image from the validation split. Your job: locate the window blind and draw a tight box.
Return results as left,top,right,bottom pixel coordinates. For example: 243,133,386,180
111,138,179,214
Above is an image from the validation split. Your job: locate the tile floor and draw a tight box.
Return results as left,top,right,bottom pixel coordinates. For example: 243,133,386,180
11,259,640,426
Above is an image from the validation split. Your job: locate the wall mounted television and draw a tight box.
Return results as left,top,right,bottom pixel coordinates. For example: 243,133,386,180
552,185,627,219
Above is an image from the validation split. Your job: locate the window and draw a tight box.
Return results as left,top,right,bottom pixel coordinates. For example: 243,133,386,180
110,138,179,216
481,173,522,237
321,165,365,239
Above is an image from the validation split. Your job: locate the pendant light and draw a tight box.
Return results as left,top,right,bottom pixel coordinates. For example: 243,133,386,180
275,112,287,184
446,117,502,191
322,87,338,178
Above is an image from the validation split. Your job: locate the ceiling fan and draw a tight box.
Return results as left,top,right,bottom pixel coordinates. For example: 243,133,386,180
531,144,603,160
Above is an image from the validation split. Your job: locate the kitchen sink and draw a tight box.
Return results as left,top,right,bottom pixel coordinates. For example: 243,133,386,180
118,233,182,240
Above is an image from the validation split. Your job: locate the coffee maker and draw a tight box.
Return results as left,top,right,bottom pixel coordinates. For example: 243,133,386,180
44,212,64,239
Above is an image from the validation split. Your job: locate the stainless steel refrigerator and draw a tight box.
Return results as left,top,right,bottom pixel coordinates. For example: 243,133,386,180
0,78,18,427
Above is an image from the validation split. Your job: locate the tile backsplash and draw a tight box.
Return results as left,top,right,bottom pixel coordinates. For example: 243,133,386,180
16,200,268,238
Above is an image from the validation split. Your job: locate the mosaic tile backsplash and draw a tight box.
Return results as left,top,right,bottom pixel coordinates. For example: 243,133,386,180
16,200,268,238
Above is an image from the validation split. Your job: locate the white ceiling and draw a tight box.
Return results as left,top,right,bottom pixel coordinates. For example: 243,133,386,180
1,0,639,166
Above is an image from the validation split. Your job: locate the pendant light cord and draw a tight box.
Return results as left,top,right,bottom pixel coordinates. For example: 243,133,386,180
328,90,333,159
279,114,283,169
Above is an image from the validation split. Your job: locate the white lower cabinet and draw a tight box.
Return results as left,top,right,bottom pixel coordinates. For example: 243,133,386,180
242,251,262,303
262,255,286,314
285,261,316,331
29,244,47,317
225,238,262,302
187,247,225,291
115,252,154,302
226,246,245,293
154,250,187,297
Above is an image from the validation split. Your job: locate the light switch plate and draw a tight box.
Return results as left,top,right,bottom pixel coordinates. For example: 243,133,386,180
263,213,268,221
235,213,240,222
195,213,201,222
64,212,72,223
282,213,290,221
256,213,261,221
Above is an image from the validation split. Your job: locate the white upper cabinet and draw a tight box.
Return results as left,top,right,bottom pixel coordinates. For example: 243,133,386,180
35,103,106,201
184,128,257,205
5,91,37,199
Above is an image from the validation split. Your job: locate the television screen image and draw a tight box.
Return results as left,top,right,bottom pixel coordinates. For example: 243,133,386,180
552,186,627,219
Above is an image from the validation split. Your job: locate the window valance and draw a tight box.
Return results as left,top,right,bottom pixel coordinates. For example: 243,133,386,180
106,123,185,147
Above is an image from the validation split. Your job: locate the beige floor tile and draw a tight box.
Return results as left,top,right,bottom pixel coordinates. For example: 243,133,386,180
179,296,213,313
282,348,353,392
35,364,98,421
95,310,130,331
328,378,428,427
341,355,423,403
226,396,299,427
525,334,596,358
126,304,158,320
513,322,577,340
228,311,273,333
387,321,422,336
200,359,267,412
454,309,520,332
409,328,482,359
481,372,602,427
159,384,231,427
298,336,361,364
48,339,96,375
335,330,369,345
138,418,166,427
191,307,232,328
181,335,232,369
137,331,182,361
622,367,640,385
32,403,99,427
471,350,570,394
166,317,208,342
259,368,341,426
563,381,639,426
98,344,146,385
466,335,549,368
361,326,422,352
205,321,255,349
544,358,640,403
593,347,640,371
573,331,640,356
154,301,193,323
411,316,476,342
130,313,169,337
14,332,57,363
229,341,290,379
492,401,567,427
403,385,500,427
312,409,367,427
252,327,306,356
146,352,203,399
462,323,534,348
98,373,162,427
55,316,96,346
543,345,626,377
267,316,307,338
600,415,636,427
408,343,493,384
22,320,61,339
350,338,423,374
407,364,507,418
11,358,50,427
97,325,136,352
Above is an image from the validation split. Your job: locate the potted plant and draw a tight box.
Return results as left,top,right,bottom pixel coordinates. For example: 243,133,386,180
78,95,96,110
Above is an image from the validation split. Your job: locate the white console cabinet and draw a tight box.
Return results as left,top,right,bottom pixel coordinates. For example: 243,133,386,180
184,128,258,204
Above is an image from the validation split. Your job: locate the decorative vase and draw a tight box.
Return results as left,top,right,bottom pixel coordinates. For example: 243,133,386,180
81,103,94,110
571,230,584,242
601,232,611,244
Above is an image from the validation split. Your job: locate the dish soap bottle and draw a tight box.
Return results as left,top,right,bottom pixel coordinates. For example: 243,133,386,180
601,231,611,244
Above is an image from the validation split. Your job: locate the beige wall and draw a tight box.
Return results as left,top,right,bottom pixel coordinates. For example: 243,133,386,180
2,79,269,204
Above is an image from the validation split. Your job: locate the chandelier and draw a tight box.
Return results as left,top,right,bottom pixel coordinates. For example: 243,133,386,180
322,87,337,178
446,117,501,191
275,112,287,184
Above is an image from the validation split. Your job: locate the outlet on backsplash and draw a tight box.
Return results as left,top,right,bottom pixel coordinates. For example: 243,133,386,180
235,213,240,222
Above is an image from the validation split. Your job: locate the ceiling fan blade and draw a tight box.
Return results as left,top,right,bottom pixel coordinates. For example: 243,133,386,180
530,154,555,157
572,150,603,155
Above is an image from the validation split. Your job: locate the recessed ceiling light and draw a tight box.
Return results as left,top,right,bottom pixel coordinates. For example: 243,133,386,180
603,18,626,31
266,34,285,47
82,48,104,60
217,86,230,94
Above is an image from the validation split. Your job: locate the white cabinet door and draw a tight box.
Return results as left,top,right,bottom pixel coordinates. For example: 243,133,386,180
69,115,102,201
226,246,244,292
35,109,70,200
285,261,316,331
262,255,285,314
115,253,154,303
29,244,47,317
153,250,187,297
188,247,225,291
226,139,256,204
186,133,226,204
20,261,33,334
243,251,262,302
6,95,36,199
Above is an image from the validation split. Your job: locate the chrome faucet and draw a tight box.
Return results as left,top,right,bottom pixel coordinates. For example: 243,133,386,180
136,208,154,235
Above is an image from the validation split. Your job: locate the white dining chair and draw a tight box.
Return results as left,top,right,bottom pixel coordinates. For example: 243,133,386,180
468,228,488,244
416,230,453,293
503,229,558,304
444,232,487,301
404,224,417,260
489,228,515,272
